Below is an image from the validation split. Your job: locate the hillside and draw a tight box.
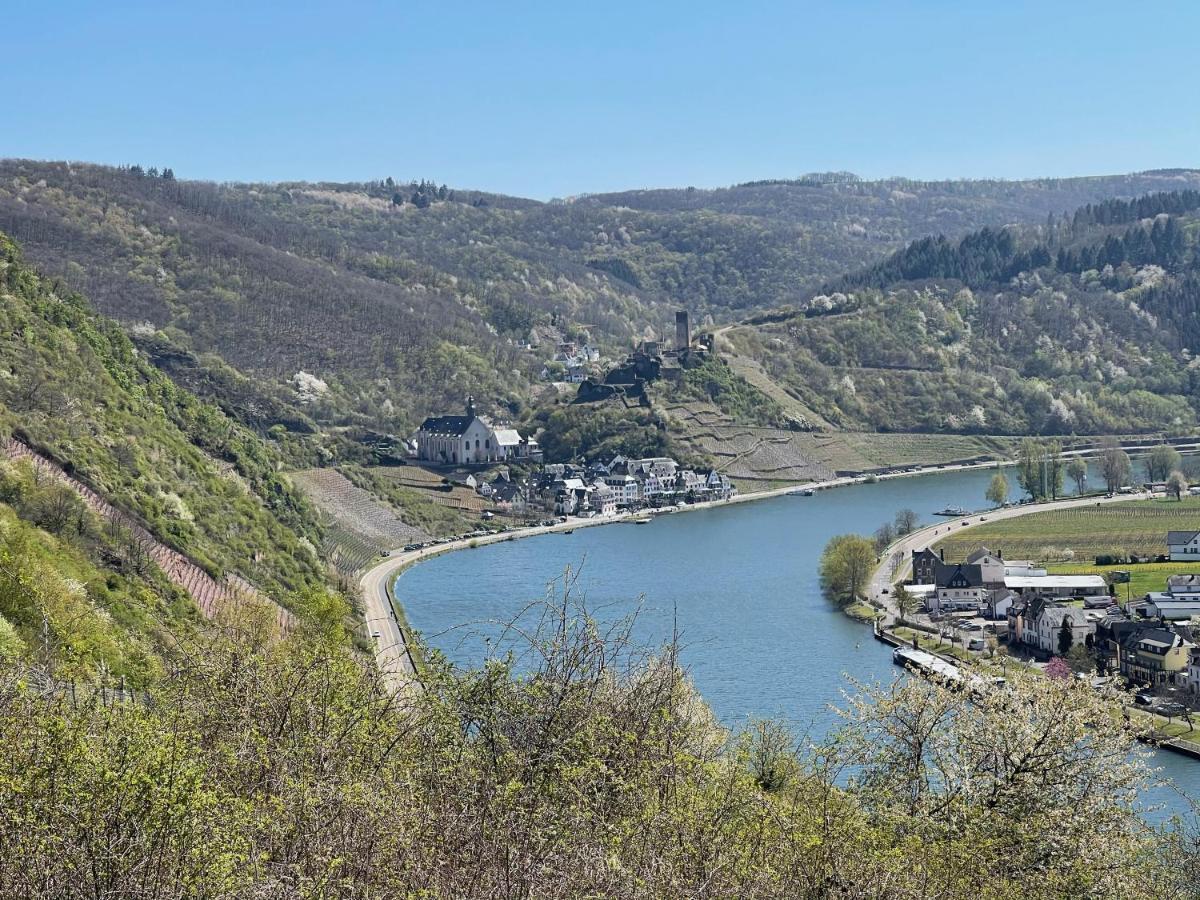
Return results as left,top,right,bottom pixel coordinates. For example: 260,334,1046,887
2,160,1197,443
726,189,1200,436
0,233,336,679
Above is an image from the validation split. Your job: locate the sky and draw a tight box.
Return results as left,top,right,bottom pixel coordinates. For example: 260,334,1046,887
5,1,1199,199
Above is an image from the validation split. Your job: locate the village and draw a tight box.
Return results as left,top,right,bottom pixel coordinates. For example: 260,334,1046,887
399,389,736,540
899,538,1200,717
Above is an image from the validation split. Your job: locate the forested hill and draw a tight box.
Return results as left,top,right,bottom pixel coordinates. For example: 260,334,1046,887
726,189,1200,435
1,160,1197,438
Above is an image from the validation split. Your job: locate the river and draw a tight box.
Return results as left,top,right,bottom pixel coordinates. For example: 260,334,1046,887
397,464,1200,819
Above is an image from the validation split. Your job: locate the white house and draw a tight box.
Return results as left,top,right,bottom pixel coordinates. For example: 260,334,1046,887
1032,606,1095,656
603,474,640,508
1188,646,1200,695
1169,530,1200,560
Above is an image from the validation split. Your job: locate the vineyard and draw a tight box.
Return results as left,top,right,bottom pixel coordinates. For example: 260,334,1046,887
934,498,1200,564
667,399,1012,485
291,468,430,575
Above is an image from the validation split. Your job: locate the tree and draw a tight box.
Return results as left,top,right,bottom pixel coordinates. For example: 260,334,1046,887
986,471,1009,507
893,584,917,623
1045,655,1072,680
1016,438,1042,499
1147,444,1182,482
1167,470,1189,501
1067,457,1088,495
1100,442,1132,493
819,534,876,606
873,522,896,554
1046,439,1064,499
1057,616,1074,655
893,508,919,535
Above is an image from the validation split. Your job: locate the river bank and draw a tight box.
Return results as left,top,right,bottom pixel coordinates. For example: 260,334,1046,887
360,452,1024,690
362,439,1190,694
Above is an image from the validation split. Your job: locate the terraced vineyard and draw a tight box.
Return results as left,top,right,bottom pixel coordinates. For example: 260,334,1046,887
291,468,429,575
667,399,1013,486
934,498,1200,564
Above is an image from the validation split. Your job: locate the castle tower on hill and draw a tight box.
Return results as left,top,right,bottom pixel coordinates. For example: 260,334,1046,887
675,309,690,351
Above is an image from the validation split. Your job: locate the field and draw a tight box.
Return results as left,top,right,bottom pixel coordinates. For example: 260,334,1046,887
1044,561,1200,599
934,497,1200,565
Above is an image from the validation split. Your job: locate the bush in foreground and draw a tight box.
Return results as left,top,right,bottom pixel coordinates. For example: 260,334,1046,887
0,590,1192,898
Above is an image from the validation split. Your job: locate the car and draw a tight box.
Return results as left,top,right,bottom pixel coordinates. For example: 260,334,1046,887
1134,692,1154,706
966,637,986,651
1157,703,1187,717
403,543,421,552
371,630,382,640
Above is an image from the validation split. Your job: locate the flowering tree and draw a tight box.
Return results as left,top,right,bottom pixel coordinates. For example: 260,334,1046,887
1046,655,1072,680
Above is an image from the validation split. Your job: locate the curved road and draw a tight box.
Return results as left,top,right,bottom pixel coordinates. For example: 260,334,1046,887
869,490,1150,619
361,453,1153,695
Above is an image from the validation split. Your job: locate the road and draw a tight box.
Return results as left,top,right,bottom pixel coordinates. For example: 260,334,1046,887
868,490,1149,619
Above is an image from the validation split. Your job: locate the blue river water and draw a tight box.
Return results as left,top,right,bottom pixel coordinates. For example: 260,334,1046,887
397,464,1200,818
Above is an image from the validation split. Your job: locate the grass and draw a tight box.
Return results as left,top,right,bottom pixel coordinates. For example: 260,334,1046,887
1046,561,1200,600
934,496,1200,564
843,601,881,622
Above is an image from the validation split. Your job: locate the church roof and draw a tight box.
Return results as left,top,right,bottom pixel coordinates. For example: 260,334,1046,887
419,415,477,436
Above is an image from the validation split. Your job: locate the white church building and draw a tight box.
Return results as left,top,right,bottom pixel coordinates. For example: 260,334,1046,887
414,397,539,465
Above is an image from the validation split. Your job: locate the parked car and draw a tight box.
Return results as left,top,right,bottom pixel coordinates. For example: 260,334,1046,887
1135,692,1154,706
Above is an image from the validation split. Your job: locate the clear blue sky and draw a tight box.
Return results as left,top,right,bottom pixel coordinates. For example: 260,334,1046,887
6,1,1199,199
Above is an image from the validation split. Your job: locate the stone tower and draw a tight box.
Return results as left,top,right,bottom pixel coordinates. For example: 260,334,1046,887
465,395,476,418
675,310,690,351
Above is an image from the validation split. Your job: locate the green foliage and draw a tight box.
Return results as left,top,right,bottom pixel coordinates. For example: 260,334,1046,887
0,498,187,685
0,233,327,606
986,471,1009,507
678,354,788,426
819,533,876,605
0,595,1182,897
532,403,679,463
1147,444,1183,482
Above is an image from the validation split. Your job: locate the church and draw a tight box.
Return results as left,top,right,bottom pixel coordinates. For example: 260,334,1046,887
414,397,539,465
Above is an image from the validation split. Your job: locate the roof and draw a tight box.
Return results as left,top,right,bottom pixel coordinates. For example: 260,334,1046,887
1004,575,1107,589
492,428,522,446
937,563,984,588
1168,574,1200,590
1167,530,1200,545
965,547,999,564
1038,607,1090,628
419,415,477,436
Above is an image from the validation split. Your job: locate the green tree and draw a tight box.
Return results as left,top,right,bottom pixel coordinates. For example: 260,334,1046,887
986,471,1009,507
819,534,876,606
1167,469,1189,501
1058,616,1074,655
1147,444,1183,482
1067,457,1088,495
893,584,917,623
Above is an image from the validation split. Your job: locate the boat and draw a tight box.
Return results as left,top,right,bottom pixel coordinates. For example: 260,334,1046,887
786,488,815,497
933,506,969,517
